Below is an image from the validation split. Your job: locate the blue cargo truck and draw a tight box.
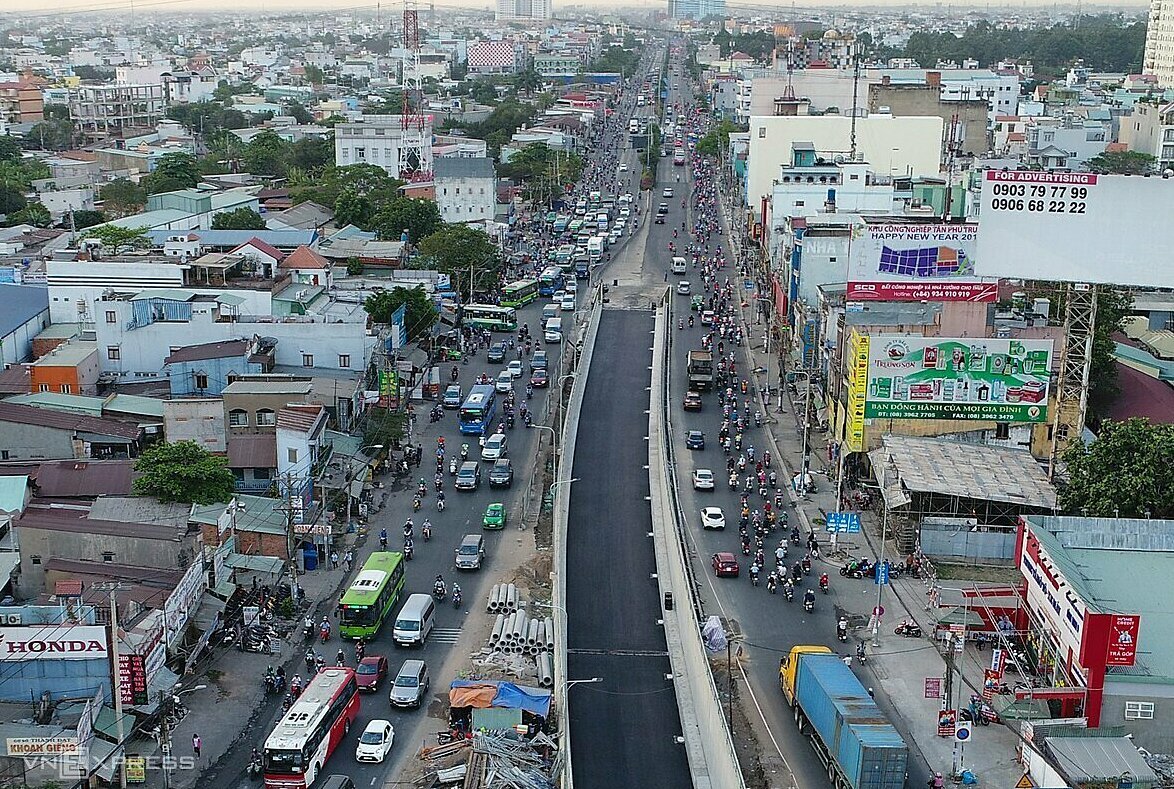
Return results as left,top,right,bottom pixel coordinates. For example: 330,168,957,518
779,646,908,789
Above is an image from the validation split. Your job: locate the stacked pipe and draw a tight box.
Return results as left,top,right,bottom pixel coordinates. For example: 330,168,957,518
486,583,519,614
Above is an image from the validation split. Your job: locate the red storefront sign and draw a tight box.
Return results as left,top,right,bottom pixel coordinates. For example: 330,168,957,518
1105,615,1141,666
118,654,148,705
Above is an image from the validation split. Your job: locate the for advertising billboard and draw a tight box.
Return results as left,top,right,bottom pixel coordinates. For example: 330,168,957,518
0,625,109,661
846,220,997,302
864,336,1053,421
975,170,1174,288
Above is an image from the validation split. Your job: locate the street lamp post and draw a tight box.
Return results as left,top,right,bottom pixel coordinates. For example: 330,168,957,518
528,423,559,504
788,370,815,493
565,677,603,690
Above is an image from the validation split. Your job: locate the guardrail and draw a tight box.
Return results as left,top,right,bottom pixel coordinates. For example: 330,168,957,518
552,282,604,789
649,291,745,789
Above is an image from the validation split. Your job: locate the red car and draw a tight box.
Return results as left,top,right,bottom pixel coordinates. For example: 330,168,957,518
683,391,702,411
712,552,740,578
356,655,388,692
530,368,549,387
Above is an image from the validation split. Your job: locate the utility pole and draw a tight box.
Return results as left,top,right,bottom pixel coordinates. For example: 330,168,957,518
281,472,301,600
109,590,128,789
159,690,172,789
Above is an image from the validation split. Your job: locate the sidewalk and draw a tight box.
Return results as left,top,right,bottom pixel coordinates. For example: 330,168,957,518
162,542,361,789
715,195,1024,786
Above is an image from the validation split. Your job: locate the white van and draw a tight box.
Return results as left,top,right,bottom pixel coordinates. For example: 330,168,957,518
393,593,436,646
544,317,563,343
671,256,687,274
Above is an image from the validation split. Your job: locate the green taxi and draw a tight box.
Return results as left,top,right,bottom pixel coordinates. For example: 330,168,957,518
483,502,507,530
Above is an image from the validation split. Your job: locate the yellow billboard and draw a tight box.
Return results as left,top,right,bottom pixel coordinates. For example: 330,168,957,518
845,330,869,452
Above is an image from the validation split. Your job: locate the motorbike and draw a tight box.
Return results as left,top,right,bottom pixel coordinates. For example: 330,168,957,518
837,623,848,643
783,583,794,602
433,581,447,601
819,575,829,594
856,642,867,663
247,755,263,780
412,497,422,512
840,560,871,579
422,523,432,542
319,624,330,643
404,541,414,560
803,595,815,613
453,590,463,608
302,620,314,642
894,620,923,638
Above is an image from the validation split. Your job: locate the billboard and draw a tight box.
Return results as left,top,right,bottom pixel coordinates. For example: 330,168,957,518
0,625,108,660
1105,615,1141,667
845,331,869,452
846,220,997,302
975,170,1174,288
864,336,1053,421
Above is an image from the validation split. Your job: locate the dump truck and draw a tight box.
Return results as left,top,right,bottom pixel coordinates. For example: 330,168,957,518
779,646,908,789
686,350,713,390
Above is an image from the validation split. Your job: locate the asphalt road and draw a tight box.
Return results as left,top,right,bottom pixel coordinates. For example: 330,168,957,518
202,294,566,789
565,309,691,789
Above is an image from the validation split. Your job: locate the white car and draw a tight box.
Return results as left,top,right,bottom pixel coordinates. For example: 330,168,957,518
619,193,634,205
614,219,627,231
662,187,674,198
692,468,715,490
676,280,690,295
507,360,524,378
701,507,726,530
619,162,629,172
565,280,578,294
609,230,622,244
355,720,395,763
552,289,566,301
495,370,514,393
560,294,576,311
481,432,508,461
619,206,631,218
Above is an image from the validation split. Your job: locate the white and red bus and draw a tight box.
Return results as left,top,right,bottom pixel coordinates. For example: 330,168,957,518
263,668,360,789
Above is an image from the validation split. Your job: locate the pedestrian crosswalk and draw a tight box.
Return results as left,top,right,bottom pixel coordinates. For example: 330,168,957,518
431,627,463,644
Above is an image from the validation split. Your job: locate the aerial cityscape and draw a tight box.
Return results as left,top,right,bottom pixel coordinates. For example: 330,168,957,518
0,1,1171,789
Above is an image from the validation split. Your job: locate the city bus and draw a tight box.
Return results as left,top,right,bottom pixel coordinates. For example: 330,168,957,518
538,267,564,296
500,279,539,309
338,552,406,640
462,304,518,332
262,668,360,789
459,384,498,436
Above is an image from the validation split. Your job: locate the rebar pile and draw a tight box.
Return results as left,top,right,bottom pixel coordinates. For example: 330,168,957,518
462,730,556,789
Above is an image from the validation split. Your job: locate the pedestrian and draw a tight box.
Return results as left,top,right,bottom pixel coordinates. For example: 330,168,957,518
330,551,339,570
344,550,354,572
192,733,202,758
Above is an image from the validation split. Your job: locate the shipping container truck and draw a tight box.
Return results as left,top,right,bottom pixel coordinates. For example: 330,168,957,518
779,646,908,789
686,350,714,390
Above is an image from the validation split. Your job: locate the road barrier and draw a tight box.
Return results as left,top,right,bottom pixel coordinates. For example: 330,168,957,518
649,291,745,789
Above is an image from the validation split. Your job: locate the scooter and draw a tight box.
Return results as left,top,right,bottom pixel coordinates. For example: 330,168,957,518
856,642,867,663
453,590,463,609
894,620,923,638
247,754,263,780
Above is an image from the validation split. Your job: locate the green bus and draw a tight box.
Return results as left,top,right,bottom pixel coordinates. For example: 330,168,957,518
463,303,518,332
500,279,539,308
338,552,406,640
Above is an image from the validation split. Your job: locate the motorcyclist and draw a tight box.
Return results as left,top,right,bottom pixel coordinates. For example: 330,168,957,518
803,588,816,609
837,618,848,641
434,574,447,598
422,519,432,541
379,527,388,549
403,519,414,539
819,572,830,593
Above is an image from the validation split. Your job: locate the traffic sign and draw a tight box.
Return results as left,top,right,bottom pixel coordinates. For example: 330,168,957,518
1015,774,1035,789
874,605,885,617
875,562,890,586
825,511,862,534
955,723,972,742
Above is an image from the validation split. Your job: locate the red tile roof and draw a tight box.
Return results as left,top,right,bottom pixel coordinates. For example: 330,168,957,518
276,403,325,432
1108,362,1174,424
232,237,286,262
279,245,330,270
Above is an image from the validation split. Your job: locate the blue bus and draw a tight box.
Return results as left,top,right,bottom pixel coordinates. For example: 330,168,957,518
459,385,498,436
538,267,564,296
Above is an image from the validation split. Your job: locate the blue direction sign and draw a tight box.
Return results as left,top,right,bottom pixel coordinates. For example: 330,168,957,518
876,561,890,586
825,511,862,534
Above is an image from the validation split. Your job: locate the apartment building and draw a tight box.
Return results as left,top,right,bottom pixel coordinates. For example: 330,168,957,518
0,80,44,124
434,156,497,225
334,115,435,178
70,83,166,137
1146,0,1174,87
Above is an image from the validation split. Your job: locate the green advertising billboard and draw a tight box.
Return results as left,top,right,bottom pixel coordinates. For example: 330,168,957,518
864,336,1053,422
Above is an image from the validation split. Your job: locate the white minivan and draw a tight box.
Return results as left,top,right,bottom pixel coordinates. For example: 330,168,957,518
393,594,436,647
544,317,563,343
671,256,687,275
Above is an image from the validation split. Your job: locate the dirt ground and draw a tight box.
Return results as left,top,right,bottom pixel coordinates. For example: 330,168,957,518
710,652,771,789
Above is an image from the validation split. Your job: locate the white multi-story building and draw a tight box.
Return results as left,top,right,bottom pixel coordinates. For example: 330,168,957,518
496,0,551,20
434,157,497,226
1123,100,1174,171
334,115,434,178
1146,0,1174,87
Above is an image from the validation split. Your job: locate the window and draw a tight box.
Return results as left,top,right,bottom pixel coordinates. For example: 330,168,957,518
758,127,766,138
302,353,314,367
338,354,351,368
102,552,115,563
1125,701,1154,720
288,447,298,464
256,409,276,426
228,409,249,427
38,384,49,393
30,556,41,565
356,147,365,160
105,311,117,323
60,384,72,394
0,451,7,460
107,346,121,361
254,467,271,480
194,373,208,390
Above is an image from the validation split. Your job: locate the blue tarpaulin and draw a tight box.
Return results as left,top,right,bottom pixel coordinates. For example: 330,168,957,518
449,680,552,718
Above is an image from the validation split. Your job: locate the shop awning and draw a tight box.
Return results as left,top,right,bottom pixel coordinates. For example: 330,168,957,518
192,594,226,632
935,607,986,628
87,740,119,782
991,695,1052,720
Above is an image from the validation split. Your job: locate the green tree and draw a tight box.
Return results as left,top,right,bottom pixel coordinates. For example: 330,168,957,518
289,137,333,173
364,286,438,340
304,64,325,85
333,189,374,228
371,197,442,243
132,440,236,505
99,178,147,216
1086,150,1155,175
696,120,740,157
242,130,293,177
143,152,200,194
1088,288,1134,423
1060,418,1174,518
68,209,106,229
513,67,542,97
25,119,74,151
417,224,501,297
284,102,314,125
289,163,400,208
211,206,267,229
83,224,151,254
0,186,26,215
0,136,22,162
7,202,51,227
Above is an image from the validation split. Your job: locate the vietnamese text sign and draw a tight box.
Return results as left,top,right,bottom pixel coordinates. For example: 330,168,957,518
976,171,1174,289
937,708,957,737
118,654,148,705
864,336,1053,422
0,625,108,660
846,220,996,302
7,737,80,757
845,331,869,452
1106,614,1141,666
924,677,943,699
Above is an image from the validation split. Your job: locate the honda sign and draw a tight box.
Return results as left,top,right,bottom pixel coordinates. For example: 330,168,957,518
0,626,108,661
